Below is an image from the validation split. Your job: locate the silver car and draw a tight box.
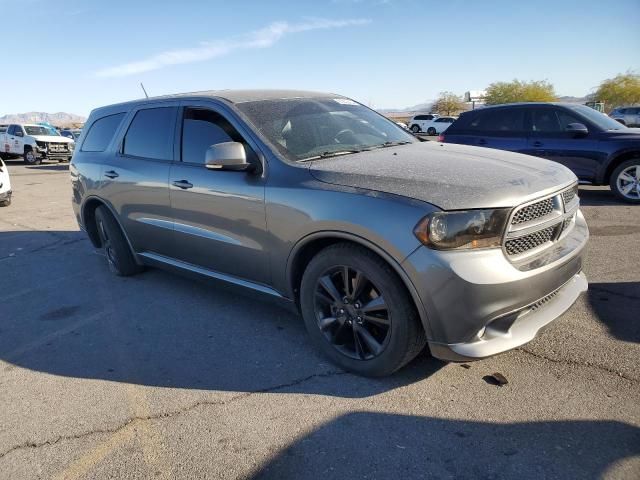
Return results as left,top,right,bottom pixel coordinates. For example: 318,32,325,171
610,106,640,127
70,90,589,377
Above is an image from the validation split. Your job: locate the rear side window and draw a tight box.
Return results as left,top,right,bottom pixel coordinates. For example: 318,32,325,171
414,115,434,121
81,113,125,152
123,107,177,160
460,108,524,134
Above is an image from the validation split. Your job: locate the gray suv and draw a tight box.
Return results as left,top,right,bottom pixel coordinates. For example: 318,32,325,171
610,106,640,127
71,90,589,377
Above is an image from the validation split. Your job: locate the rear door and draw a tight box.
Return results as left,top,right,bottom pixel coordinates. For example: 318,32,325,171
168,101,269,284
445,108,528,152
525,106,602,180
99,103,179,256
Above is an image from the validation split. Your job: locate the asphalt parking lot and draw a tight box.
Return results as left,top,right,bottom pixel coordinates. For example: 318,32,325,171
0,160,639,480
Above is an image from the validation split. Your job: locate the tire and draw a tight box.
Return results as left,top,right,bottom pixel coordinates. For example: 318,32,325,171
0,198,10,207
610,158,640,204
23,149,41,165
427,127,437,136
94,206,142,276
300,243,426,377
410,124,421,133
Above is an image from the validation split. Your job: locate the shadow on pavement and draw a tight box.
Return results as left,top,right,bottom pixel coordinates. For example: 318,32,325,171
251,413,640,479
25,163,69,171
578,186,622,207
588,282,640,344
0,230,445,398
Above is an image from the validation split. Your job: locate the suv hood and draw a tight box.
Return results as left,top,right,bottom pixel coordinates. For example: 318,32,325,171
31,135,74,143
600,128,640,140
309,142,577,210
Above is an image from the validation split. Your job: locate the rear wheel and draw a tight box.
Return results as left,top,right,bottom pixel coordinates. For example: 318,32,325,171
410,124,421,133
94,206,142,276
300,243,426,377
610,159,640,204
427,127,437,136
23,149,41,165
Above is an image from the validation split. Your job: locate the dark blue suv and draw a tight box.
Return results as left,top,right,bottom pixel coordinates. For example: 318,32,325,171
440,103,640,203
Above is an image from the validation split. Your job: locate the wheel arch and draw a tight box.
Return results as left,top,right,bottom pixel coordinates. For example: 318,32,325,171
286,231,432,338
80,196,140,263
602,150,640,184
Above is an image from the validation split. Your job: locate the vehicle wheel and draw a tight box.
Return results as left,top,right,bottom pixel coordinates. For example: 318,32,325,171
610,159,640,204
23,149,41,165
94,206,142,276
0,198,10,207
410,125,421,133
300,243,426,377
427,127,437,136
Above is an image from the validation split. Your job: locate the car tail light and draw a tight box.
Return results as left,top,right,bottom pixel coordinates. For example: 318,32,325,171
437,134,445,142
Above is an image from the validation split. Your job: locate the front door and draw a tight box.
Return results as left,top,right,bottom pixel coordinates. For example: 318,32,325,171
169,102,269,284
99,103,178,256
526,107,602,181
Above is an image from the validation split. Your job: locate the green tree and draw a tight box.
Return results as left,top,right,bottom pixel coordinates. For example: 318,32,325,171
431,91,466,116
484,80,556,105
594,72,640,110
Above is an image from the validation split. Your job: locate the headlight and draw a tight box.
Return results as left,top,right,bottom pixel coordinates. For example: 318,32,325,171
68,142,75,151
414,209,510,250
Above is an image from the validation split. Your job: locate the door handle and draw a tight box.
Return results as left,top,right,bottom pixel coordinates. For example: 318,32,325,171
104,170,119,179
172,180,193,190
532,141,543,148
478,139,487,145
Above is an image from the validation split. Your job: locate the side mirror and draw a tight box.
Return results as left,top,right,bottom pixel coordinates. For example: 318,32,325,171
205,142,250,171
565,123,588,137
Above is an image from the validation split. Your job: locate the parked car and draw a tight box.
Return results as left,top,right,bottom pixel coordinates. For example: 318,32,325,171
439,103,640,203
408,113,439,134
609,106,640,127
0,158,11,206
0,123,74,164
71,90,588,377
60,130,75,140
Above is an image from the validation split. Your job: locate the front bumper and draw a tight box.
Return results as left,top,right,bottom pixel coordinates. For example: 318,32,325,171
402,210,589,361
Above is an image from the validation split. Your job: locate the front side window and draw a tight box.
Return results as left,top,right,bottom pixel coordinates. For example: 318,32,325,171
123,107,177,160
237,97,416,161
81,113,126,152
181,108,249,164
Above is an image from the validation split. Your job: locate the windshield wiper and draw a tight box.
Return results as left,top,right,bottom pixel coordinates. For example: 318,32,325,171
369,140,413,150
299,149,364,161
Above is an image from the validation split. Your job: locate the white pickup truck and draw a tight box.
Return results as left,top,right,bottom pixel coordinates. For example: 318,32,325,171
0,123,74,164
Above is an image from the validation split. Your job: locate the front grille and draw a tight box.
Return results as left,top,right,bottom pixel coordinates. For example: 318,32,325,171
505,226,556,255
511,198,554,225
562,185,578,205
49,143,68,153
504,184,579,260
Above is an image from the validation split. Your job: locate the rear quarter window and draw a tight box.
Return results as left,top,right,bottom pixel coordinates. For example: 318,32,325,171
81,113,126,152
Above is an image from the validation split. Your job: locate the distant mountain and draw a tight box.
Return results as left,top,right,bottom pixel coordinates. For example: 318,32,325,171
378,100,434,115
0,112,86,126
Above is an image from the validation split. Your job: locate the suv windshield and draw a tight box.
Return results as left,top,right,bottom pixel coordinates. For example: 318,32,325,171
568,104,626,131
25,126,59,136
237,97,417,161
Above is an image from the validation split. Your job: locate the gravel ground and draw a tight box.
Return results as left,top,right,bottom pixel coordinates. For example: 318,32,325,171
0,160,638,480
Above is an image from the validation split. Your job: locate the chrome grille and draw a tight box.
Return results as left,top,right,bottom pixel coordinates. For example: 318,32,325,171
504,184,579,260
505,226,556,256
511,198,554,225
562,185,578,205
49,143,68,152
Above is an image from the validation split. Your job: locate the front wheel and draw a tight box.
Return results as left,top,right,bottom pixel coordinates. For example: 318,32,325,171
427,127,437,136
410,125,421,133
610,159,640,204
23,149,41,165
300,243,426,377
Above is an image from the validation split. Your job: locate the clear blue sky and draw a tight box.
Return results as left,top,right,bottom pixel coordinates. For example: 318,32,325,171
1,0,638,117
